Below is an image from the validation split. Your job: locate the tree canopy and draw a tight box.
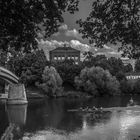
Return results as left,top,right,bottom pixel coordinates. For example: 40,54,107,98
75,66,120,96
77,0,140,58
0,0,79,52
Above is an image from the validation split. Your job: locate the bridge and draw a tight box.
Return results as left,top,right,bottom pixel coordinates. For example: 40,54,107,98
0,67,27,104
0,67,19,84
0,68,27,140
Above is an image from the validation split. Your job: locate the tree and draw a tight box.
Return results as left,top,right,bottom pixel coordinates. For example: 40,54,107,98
54,61,82,86
123,64,133,73
83,54,108,68
37,66,63,97
133,79,140,94
107,57,124,75
0,0,79,52
135,59,140,72
77,0,140,58
75,66,120,96
8,50,49,86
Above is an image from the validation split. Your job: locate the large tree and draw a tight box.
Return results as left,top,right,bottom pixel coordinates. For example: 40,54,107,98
77,0,140,58
0,0,79,52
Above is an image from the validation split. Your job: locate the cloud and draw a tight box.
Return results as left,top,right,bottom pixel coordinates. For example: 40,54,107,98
70,40,91,52
58,24,68,31
52,32,60,37
65,28,83,41
103,44,111,50
51,24,84,41
108,51,121,55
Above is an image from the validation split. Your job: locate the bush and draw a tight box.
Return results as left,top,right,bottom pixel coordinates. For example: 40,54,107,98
53,61,82,86
75,66,120,96
8,50,49,86
37,66,63,97
119,79,133,95
133,79,140,94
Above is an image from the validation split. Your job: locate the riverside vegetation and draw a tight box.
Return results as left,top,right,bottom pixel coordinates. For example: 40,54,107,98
0,49,139,98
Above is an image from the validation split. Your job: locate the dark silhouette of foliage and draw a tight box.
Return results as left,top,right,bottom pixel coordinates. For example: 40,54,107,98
0,0,79,52
54,61,82,86
8,50,49,86
123,64,133,73
107,57,124,75
133,79,140,94
119,79,133,95
116,71,126,81
135,59,140,72
77,0,140,58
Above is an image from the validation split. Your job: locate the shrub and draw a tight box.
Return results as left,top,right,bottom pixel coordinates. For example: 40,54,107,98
133,79,140,94
53,61,82,86
75,66,120,96
37,66,63,97
9,50,49,86
120,79,133,95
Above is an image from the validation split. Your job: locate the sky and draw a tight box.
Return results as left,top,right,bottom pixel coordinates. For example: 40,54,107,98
38,0,122,59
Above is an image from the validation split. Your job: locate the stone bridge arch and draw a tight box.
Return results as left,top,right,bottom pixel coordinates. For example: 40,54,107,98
0,67,19,84
0,67,27,104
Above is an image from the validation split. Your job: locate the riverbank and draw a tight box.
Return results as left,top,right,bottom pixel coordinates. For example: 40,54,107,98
26,86,92,99
26,86,135,100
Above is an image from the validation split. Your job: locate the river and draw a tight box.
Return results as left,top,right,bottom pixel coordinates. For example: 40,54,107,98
0,95,140,140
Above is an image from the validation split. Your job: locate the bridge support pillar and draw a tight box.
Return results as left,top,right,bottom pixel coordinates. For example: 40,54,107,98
7,84,28,104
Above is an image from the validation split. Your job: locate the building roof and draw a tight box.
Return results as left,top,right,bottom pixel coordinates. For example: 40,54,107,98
50,47,80,53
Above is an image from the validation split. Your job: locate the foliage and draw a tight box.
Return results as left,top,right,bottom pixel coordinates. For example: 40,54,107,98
77,0,140,58
123,64,133,73
83,54,108,68
133,79,140,94
53,61,82,86
37,66,63,97
119,79,133,95
8,49,48,86
0,0,79,52
75,66,120,96
135,59,140,72
115,71,126,81
107,57,124,75
0,50,8,67
83,55,125,78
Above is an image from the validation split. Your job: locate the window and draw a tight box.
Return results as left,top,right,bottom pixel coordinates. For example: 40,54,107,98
61,57,65,60
54,57,57,60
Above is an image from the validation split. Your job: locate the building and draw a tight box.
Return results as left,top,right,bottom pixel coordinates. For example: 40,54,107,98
49,47,80,64
125,73,140,80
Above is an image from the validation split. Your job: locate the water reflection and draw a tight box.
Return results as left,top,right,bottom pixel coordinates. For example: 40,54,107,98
23,98,140,140
1,96,140,140
25,99,83,133
1,104,27,140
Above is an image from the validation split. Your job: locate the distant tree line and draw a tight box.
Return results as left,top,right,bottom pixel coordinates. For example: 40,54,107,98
1,49,140,97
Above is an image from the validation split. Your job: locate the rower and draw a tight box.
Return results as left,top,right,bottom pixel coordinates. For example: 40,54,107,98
129,97,134,106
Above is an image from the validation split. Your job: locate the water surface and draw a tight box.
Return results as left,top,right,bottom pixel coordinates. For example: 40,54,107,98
1,96,140,140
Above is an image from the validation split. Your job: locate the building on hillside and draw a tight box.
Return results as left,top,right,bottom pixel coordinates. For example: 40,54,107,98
49,47,80,64
125,73,140,80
